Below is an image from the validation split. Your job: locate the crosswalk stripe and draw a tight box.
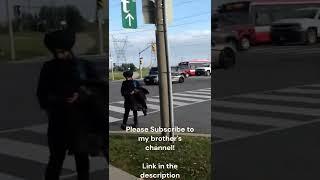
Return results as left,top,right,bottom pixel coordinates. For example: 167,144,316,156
146,98,160,103
173,93,211,99
24,124,47,134
109,116,121,123
238,94,320,104
0,173,24,180
172,96,204,102
115,101,160,110
0,138,73,171
109,105,144,116
147,98,189,106
186,91,211,95
276,88,320,94
195,89,211,92
109,105,125,114
212,112,298,127
0,138,107,172
214,100,320,116
145,104,160,110
213,127,251,140
304,84,320,88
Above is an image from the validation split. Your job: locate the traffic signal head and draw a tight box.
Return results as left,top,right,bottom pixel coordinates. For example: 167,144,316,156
151,43,156,53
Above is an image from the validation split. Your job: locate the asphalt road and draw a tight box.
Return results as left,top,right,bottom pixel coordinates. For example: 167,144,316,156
213,44,320,179
109,76,211,134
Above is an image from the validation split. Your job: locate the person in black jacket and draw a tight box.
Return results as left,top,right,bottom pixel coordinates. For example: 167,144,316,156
37,29,105,180
120,71,148,130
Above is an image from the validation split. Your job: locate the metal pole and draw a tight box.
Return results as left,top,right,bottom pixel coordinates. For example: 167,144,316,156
162,0,175,138
139,53,143,79
155,0,171,136
110,53,115,80
6,0,16,61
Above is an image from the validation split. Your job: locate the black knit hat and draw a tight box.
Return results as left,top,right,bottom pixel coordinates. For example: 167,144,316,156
123,71,133,78
44,30,75,52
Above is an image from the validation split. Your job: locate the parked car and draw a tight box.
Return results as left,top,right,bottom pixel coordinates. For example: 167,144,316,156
144,67,185,85
195,64,211,76
271,8,320,44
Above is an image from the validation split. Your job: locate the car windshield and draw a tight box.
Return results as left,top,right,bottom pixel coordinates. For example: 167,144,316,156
202,64,210,67
179,64,189,70
171,66,180,72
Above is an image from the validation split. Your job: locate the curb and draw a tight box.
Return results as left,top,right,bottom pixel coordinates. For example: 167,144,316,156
109,131,211,137
109,165,138,180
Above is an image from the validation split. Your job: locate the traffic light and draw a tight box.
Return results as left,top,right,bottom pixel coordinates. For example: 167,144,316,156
139,57,143,65
151,43,156,53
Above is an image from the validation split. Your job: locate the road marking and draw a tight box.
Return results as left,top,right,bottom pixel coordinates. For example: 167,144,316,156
213,112,298,127
0,138,107,172
109,116,121,123
115,101,160,111
109,105,125,114
109,105,144,116
213,127,252,140
24,124,47,134
276,88,320,94
306,84,320,88
0,138,72,171
147,98,189,106
173,93,211,99
238,94,320,104
195,89,211,92
185,91,211,95
0,173,24,180
172,96,204,102
214,100,320,116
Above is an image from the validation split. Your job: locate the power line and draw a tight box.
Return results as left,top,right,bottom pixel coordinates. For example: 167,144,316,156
109,11,210,33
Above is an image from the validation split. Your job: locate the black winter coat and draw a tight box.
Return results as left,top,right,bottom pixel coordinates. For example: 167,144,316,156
37,57,107,155
121,80,149,110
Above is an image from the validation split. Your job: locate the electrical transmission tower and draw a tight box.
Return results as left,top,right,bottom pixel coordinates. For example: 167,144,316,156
112,36,128,65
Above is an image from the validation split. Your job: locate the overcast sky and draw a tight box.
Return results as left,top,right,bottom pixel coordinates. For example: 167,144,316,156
110,0,211,68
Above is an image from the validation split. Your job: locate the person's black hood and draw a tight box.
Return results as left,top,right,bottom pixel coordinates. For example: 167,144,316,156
123,71,133,78
44,29,75,52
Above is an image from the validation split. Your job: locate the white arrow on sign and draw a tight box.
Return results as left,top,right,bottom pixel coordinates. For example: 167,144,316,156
121,0,130,13
125,13,134,27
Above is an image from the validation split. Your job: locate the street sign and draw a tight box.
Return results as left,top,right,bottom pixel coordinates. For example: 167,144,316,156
121,0,137,29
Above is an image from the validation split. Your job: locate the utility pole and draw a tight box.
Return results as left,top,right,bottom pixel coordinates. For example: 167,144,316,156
6,0,16,61
110,53,115,81
155,0,174,137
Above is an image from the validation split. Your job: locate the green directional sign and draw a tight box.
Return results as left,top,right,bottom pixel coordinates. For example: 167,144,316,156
121,0,137,29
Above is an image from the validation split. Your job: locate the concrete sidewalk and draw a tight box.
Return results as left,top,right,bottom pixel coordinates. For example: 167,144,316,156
109,165,137,180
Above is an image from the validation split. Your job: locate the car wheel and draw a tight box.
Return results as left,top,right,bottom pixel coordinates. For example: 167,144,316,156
239,37,250,50
306,29,317,44
179,77,184,83
220,47,236,69
206,70,211,76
